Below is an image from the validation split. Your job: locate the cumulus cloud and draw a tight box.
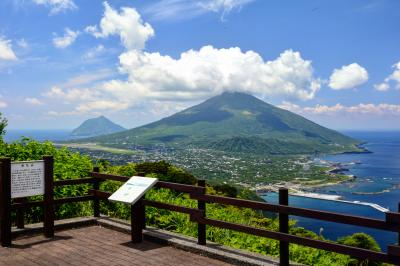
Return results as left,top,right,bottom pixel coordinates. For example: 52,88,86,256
0,37,17,61
85,2,154,50
0,101,7,108
374,61,400,91
33,0,77,15
107,46,321,103
52,28,79,49
25,97,43,105
328,63,368,90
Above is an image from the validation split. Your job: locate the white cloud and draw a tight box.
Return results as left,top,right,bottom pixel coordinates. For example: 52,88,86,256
388,62,400,89
85,2,154,50
76,100,129,113
83,44,106,59
280,102,400,116
106,47,320,104
32,0,77,15
374,82,389,92
25,97,43,105
200,0,255,20
44,86,99,102
0,37,17,61
50,47,320,115
375,61,400,91
143,0,255,21
0,101,7,108
60,69,114,88
328,63,368,90
52,28,79,49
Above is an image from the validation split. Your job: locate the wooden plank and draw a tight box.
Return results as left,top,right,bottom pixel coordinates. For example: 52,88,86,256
54,195,94,205
193,194,395,231
11,201,44,209
90,189,111,199
200,217,392,264
142,200,198,215
54,178,97,186
89,172,128,182
155,181,205,194
89,172,204,194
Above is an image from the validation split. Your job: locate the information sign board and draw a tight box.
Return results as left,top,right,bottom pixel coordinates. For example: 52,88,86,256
11,160,45,198
108,176,158,205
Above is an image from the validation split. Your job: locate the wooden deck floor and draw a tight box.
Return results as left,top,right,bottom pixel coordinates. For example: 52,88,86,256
0,226,232,266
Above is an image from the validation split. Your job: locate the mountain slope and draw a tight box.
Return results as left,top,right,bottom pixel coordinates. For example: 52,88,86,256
70,116,126,138
84,92,361,154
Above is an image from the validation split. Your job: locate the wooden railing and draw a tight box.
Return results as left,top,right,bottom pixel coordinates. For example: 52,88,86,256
1,162,400,265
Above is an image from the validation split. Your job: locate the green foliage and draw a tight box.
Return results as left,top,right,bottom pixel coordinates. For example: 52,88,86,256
212,183,238,197
0,113,7,140
338,233,382,266
135,161,197,185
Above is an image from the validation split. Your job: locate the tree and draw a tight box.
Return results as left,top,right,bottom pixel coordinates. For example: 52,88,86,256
0,112,7,141
338,233,382,266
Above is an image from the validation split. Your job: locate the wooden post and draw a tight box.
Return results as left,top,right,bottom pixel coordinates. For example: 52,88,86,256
15,198,25,229
131,200,144,243
0,158,11,247
197,180,206,245
43,156,54,238
93,166,100,218
279,188,289,266
136,172,146,229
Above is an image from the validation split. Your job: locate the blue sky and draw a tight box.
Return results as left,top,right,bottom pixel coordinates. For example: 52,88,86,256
0,0,399,130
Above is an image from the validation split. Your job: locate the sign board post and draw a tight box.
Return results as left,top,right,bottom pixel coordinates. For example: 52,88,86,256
0,158,12,247
0,156,53,246
43,156,54,238
108,175,158,243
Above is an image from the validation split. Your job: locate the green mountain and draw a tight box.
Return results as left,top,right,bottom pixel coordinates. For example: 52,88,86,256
85,92,362,154
71,116,126,138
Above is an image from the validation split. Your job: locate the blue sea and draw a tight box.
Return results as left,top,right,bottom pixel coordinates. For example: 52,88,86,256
4,129,71,143
261,131,400,251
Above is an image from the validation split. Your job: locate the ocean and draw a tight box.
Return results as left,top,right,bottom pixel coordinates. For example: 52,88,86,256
261,131,400,251
4,129,71,142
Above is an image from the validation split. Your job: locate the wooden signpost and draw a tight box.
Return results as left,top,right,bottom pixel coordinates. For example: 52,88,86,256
0,156,54,247
108,176,158,243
